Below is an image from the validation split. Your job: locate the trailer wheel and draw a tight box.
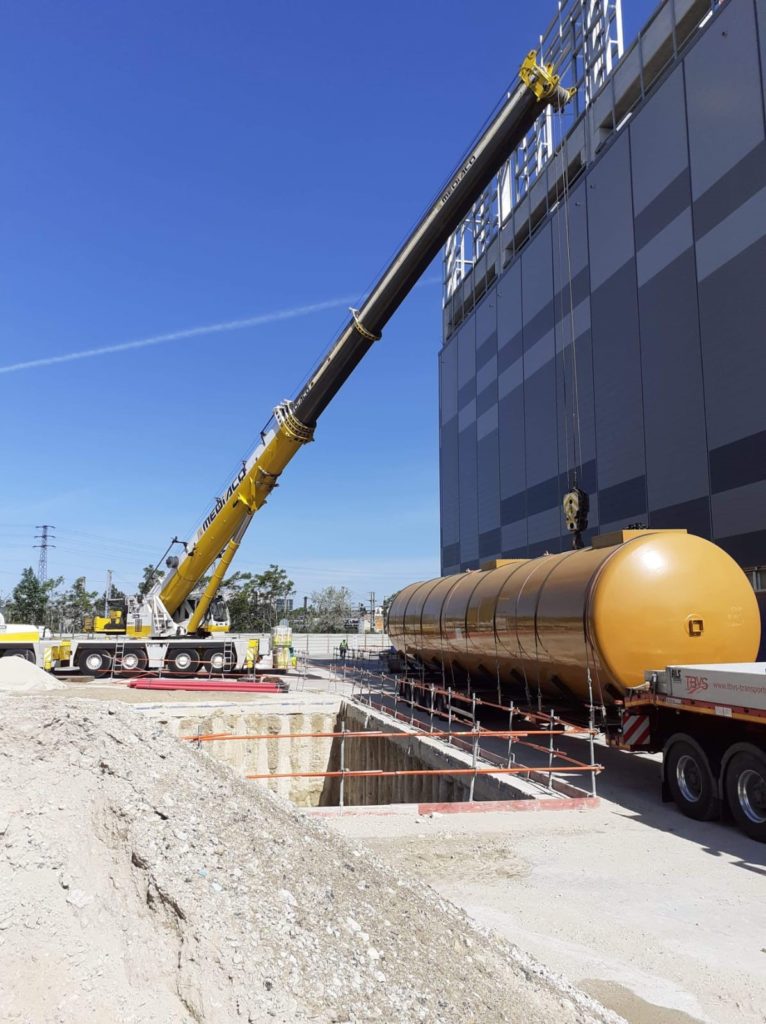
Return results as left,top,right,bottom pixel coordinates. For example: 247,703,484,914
117,648,148,675
725,749,766,842
666,738,720,821
78,648,113,679
165,648,200,677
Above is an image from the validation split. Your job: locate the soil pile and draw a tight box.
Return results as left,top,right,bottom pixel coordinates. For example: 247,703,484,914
0,655,67,692
0,698,623,1024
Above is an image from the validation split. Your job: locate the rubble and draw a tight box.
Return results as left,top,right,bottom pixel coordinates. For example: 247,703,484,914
0,697,623,1023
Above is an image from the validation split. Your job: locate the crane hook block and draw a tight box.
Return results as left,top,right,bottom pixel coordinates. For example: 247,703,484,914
563,486,590,533
350,308,382,342
519,50,570,102
274,401,315,444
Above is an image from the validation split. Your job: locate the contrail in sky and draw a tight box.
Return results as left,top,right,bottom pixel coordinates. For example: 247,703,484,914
0,276,442,376
0,296,357,376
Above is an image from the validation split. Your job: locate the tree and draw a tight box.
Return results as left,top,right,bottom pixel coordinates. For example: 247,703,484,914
94,585,127,617
137,564,164,600
310,586,353,633
5,567,61,625
49,577,100,632
225,564,295,632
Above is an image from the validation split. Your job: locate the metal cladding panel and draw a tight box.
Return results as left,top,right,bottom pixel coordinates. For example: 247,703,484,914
458,421,479,565
551,181,589,287
758,0,766,114
477,427,501,536
637,249,710,513
501,520,527,555
522,222,554,326
497,260,522,351
630,67,689,216
440,415,460,549
475,290,496,352
712,480,766,538
587,133,635,291
685,0,764,202
551,185,596,486
523,364,558,492
554,317,596,487
456,320,476,389
590,257,647,493
697,232,766,449
650,495,711,539
527,507,561,547
439,338,458,425
499,389,526,513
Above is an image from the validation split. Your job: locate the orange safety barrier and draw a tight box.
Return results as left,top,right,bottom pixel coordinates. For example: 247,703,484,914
373,677,596,733
245,764,599,780
181,727,573,743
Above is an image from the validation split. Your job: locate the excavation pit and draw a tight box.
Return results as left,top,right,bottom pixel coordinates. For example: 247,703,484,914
167,696,578,810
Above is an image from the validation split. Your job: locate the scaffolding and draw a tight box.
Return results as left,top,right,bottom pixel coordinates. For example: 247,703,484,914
185,656,602,809
443,0,624,301
443,0,729,331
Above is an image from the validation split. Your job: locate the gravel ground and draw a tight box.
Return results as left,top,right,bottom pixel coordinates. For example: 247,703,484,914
330,801,766,1024
0,696,623,1024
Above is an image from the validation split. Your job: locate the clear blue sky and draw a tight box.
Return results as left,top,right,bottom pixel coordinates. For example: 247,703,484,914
0,0,655,608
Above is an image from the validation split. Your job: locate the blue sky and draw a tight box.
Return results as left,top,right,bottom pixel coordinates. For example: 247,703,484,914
0,0,656,608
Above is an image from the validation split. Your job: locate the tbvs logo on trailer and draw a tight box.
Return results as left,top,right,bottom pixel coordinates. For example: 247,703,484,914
685,674,709,695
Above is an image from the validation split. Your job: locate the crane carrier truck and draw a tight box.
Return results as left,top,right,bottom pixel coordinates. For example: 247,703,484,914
1,52,573,680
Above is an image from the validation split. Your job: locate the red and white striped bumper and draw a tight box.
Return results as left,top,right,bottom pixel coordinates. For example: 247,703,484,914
620,713,652,748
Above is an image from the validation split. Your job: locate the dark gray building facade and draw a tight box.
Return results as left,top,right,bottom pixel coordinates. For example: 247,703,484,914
439,0,766,577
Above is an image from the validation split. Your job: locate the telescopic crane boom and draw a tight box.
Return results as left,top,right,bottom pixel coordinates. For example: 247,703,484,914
155,52,572,635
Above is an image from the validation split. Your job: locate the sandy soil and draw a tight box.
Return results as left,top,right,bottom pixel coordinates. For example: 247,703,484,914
0,695,622,1024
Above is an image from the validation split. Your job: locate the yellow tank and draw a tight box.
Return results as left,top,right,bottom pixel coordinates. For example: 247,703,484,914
387,530,761,705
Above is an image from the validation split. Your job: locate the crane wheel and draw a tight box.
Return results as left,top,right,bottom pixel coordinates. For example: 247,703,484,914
117,648,148,676
725,748,766,842
164,648,200,677
1,647,35,662
77,648,113,680
665,737,720,821
202,647,235,674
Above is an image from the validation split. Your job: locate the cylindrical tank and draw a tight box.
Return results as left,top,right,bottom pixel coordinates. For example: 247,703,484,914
387,531,761,705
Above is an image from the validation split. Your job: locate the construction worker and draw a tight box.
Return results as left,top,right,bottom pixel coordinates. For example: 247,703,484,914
339,639,348,661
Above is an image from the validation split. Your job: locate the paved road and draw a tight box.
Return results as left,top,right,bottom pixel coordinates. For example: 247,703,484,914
323,660,766,1024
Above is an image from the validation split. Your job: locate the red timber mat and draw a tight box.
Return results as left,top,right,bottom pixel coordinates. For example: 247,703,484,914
127,678,285,693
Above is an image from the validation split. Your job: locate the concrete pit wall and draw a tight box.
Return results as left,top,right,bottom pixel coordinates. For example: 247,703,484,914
338,702,534,806
167,695,341,808
165,696,537,808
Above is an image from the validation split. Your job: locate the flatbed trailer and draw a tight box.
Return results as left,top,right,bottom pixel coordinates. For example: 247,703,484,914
389,658,766,841
609,663,766,840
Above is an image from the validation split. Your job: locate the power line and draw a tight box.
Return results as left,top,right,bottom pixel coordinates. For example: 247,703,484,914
34,524,56,583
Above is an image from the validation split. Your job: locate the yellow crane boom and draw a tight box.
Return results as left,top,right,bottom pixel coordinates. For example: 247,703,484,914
156,52,571,635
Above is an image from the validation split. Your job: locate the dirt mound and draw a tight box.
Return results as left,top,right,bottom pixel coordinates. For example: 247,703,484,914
0,655,66,692
0,698,623,1024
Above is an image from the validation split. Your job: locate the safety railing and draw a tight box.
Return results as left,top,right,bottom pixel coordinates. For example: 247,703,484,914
182,661,602,805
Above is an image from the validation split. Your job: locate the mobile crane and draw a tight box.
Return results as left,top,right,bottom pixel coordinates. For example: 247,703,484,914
2,52,572,678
